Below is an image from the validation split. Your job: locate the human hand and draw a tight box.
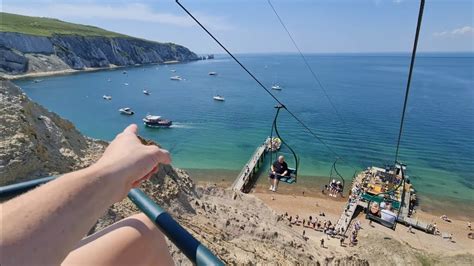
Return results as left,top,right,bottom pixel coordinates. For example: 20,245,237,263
92,124,171,200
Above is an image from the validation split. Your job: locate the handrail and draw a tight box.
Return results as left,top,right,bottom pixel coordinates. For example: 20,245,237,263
0,176,224,265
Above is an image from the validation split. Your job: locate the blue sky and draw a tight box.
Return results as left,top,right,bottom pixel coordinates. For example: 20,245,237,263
2,0,473,54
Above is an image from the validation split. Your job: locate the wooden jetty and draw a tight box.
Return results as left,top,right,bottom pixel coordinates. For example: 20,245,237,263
231,142,268,193
335,199,361,235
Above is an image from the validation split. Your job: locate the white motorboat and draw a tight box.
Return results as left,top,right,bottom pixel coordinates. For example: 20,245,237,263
208,71,217,76
271,84,282,90
171,69,176,72
107,78,111,82
103,95,112,100
124,83,129,86
143,90,150,95
143,115,172,128
119,107,134,115
170,76,182,81
213,95,225,101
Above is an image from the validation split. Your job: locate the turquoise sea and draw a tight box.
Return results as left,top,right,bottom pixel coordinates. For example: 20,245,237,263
15,53,473,212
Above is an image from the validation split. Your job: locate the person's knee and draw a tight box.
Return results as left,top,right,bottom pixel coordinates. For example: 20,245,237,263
127,213,167,246
129,213,155,231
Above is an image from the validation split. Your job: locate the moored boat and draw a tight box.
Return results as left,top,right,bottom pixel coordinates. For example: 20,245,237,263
103,95,112,100
143,115,172,128
119,107,134,115
208,71,217,76
170,76,183,81
143,90,150,95
213,95,225,101
271,84,282,90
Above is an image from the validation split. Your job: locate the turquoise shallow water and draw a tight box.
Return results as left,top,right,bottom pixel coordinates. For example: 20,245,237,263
15,53,474,207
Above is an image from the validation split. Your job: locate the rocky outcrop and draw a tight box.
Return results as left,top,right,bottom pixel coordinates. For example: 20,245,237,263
0,79,107,185
0,32,198,75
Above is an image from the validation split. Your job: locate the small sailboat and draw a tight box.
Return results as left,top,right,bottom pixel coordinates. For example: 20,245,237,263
208,71,217,76
213,95,225,101
103,95,112,100
143,115,172,128
170,76,182,81
271,84,282,90
119,107,134,115
143,90,150,95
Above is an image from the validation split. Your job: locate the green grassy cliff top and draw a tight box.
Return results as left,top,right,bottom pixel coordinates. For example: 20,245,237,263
0,12,131,38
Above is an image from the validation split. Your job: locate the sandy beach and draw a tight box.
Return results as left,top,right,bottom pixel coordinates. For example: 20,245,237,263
0,66,125,80
195,178,473,257
252,183,474,256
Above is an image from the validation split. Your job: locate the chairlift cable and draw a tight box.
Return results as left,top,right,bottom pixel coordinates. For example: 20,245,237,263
394,0,425,164
175,0,346,162
267,0,351,136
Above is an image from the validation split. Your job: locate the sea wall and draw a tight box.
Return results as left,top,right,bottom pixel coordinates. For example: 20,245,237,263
0,32,198,75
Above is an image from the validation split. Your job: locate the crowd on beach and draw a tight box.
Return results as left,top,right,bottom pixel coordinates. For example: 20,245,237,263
280,211,361,248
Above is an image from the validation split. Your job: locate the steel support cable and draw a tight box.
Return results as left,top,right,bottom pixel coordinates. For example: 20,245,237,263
266,0,350,134
394,0,425,164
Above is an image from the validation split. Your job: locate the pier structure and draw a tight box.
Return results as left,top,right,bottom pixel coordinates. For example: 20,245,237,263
335,167,435,236
231,141,268,193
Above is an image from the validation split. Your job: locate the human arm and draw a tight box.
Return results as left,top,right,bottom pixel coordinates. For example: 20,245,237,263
1,124,171,266
282,163,289,176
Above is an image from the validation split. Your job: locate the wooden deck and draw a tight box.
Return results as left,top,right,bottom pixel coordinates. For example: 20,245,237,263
231,142,268,192
335,167,434,234
335,199,360,235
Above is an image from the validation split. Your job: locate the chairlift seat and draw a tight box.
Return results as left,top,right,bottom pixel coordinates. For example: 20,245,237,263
366,213,397,230
275,168,297,184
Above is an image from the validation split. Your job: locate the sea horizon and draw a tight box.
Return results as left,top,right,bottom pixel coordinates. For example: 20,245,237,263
202,51,474,57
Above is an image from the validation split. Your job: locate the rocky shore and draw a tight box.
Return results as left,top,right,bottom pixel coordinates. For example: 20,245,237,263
0,79,107,185
0,32,198,77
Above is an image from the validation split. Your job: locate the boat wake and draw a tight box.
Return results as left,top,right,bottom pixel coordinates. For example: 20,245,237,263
169,122,196,129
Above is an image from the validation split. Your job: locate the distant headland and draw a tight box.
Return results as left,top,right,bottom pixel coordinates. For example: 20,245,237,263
0,12,202,79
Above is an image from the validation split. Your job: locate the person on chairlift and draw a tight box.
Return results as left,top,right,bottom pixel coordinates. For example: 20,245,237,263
269,155,289,192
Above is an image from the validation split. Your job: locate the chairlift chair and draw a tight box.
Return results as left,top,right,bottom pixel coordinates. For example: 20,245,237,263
268,104,299,184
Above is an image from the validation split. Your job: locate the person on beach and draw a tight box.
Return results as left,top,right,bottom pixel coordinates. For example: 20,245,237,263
1,124,174,266
268,155,289,192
